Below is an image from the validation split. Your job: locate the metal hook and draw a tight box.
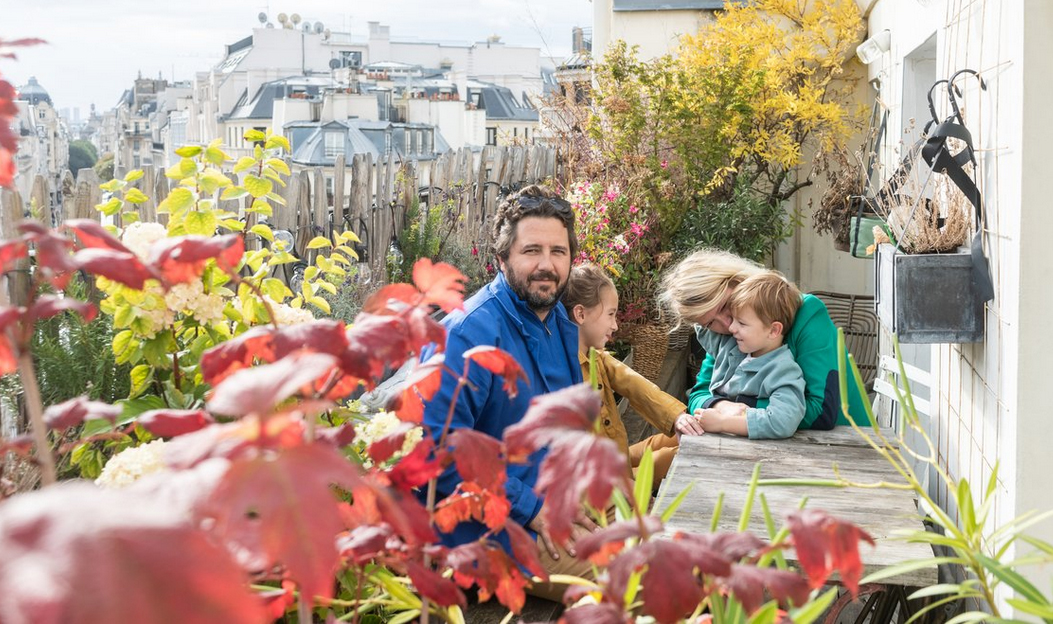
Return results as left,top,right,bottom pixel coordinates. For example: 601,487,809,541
924,79,949,135
947,68,986,128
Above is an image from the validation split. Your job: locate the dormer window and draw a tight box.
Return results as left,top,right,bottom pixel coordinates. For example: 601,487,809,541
324,132,343,159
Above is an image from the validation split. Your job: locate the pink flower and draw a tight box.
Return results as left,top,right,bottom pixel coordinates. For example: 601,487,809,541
604,188,619,202
660,160,668,169
629,205,638,214
630,223,644,236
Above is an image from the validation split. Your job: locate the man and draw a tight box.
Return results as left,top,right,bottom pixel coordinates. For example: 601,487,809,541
421,185,591,587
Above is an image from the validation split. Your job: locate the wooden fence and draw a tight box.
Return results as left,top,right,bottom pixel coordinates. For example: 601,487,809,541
0,144,559,293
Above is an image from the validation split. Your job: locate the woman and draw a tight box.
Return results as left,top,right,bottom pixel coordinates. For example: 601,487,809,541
658,248,868,430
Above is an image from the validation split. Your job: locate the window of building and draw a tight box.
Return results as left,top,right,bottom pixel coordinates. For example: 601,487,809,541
524,127,529,142
486,127,497,146
324,132,343,159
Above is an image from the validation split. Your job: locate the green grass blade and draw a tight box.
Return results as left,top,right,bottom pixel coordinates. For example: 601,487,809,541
711,491,725,532
787,587,838,624
738,464,761,532
660,481,695,523
610,488,634,522
634,448,654,515
861,556,963,584
976,553,1050,606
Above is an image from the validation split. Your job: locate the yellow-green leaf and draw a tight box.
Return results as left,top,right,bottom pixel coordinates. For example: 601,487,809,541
304,265,320,282
100,179,125,193
122,211,140,224
124,187,149,204
233,156,257,174
112,329,136,363
218,219,245,232
250,224,274,242
264,191,287,206
129,364,153,399
204,146,229,166
247,199,273,217
244,129,266,143
199,170,232,195
338,230,361,244
159,187,195,214
184,210,218,236
264,135,292,152
315,280,337,295
307,296,331,315
265,157,291,176
243,174,273,199
96,197,122,216
306,236,332,250
113,304,135,329
262,277,290,302
220,187,249,201
123,169,144,183
175,145,202,158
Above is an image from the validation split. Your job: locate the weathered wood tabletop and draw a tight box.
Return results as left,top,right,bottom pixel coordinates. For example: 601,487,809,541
655,426,938,587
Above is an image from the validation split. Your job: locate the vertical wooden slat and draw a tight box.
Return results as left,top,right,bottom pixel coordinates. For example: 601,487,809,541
0,189,30,306
332,154,346,234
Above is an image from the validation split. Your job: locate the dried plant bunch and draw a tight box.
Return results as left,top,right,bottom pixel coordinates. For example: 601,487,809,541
814,140,876,244
879,139,972,254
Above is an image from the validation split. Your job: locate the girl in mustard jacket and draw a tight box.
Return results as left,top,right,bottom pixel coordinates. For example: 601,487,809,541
562,264,704,491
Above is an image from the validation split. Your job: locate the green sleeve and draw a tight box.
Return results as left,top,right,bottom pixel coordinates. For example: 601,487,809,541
788,299,839,429
687,352,715,414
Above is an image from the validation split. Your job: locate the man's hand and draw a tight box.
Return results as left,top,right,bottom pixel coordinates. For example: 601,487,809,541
528,508,599,560
674,412,705,436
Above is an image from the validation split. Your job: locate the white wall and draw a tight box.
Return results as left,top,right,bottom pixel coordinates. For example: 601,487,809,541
592,0,714,62
866,0,1053,613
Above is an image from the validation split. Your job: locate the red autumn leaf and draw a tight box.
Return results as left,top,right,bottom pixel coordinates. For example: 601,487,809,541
673,531,767,566
605,540,704,624
19,221,78,284
504,383,602,462
0,239,27,271
137,409,215,438
0,481,265,624
27,295,96,323
0,147,13,188
463,345,528,399
536,433,627,545
66,218,135,253
147,234,244,284
366,420,417,464
574,516,664,565
433,482,511,532
199,326,275,385
270,320,348,359
412,258,466,313
337,524,397,564
73,248,157,290
447,428,506,491
43,396,121,430
315,423,356,448
786,509,875,595
206,352,339,417
721,564,811,614
388,385,425,423
198,444,361,602
403,305,447,355
406,354,446,400
258,586,296,621
559,604,632,624
163,413,306,469
345,477,437,546
0,433,33,456
0,305,22,375
505,519,548,581
362,283,419,314
342,313,412,382
446,541,531,613
406,560,468,608
385,437,443,493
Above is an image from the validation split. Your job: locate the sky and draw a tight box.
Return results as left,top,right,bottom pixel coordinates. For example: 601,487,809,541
1,0,593,117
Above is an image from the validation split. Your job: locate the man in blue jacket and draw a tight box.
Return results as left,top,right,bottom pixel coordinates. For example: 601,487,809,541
421,185,590,587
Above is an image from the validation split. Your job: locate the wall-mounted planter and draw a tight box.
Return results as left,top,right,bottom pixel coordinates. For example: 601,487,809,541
874,243,985,344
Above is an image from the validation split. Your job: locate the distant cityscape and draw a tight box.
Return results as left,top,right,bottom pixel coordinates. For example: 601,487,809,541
9,14,593,203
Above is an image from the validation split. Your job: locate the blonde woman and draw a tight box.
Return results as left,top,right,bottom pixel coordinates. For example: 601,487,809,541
658,248,868,431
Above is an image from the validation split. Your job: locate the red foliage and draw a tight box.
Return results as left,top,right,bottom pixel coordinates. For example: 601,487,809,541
2,42,46,188
574,516,664,565
384,438,444,493
787,509,875,595
446,541,531,613
206,352,339,417
722,564,810,614
405,560,467,608
42,396,121,430
605,540,706,623
412,258,467,313
137,409,215,438
366,420,417,464
505,519,548,581
362,283,419,313
463,345,528,398
27,294,96,324
147,234,244,284
446,429,506,491
0,238,27,271
433,481,512,532
560,604,634,624
0,482,266,624
198,444,362,602
504,383,601,462
0,305,21,374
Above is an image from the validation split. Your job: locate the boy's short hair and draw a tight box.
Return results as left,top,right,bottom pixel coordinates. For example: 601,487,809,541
729,272,802,336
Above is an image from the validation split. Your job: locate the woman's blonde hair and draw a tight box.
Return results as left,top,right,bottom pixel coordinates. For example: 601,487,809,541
657,248,764,328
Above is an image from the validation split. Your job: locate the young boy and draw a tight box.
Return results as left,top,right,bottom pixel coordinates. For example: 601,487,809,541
693,271,806,439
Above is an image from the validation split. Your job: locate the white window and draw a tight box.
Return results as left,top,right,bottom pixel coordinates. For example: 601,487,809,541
324,132,343,159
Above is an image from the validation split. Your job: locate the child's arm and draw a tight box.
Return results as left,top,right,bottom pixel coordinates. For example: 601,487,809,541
744,367,807,439
695,402,749,436
603,351,685,436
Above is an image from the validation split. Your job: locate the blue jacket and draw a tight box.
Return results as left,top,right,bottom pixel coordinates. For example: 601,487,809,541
421,272,582,549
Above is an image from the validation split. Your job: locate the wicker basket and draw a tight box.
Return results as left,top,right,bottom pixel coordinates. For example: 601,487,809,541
667,324,693,351
622,323,670,382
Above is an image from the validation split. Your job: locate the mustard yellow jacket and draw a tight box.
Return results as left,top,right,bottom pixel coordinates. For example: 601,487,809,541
580,349,686,458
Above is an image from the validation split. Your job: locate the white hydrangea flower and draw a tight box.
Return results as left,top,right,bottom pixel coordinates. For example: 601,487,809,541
121,222,167,260
354,411,424,468
262,296,315,326
95,439,167,489
165,281,227,324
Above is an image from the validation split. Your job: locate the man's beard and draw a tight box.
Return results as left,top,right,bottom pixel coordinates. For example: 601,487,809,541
505,265,567,313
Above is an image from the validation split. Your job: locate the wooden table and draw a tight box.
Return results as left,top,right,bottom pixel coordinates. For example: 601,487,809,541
656,427,938,591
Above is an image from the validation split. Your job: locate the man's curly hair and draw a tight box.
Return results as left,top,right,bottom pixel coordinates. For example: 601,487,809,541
492,185,578,262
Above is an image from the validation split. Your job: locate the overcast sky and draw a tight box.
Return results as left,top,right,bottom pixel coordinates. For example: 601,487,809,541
2,0,593,116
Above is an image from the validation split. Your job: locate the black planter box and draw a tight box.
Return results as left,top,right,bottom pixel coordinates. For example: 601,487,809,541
874,243,985,344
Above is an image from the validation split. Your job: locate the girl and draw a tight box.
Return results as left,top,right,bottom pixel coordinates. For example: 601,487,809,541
562,264,704,490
